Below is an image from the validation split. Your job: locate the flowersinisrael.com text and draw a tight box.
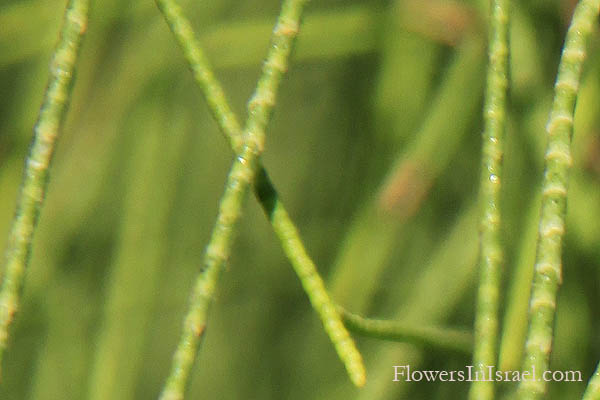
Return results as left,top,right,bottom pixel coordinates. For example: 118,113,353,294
392,365,582,383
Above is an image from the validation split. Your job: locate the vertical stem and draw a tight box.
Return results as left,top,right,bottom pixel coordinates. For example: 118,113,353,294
0,0,89,373
517,1,600,399
469,0,510,399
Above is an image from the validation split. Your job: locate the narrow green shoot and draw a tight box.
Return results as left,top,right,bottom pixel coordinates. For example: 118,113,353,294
0,0,89,372
517,1,600,399
338,308,473,355
155,0,364,389
469,0,510,399
255,172,366,387
154,0,244,150
158,0,363,398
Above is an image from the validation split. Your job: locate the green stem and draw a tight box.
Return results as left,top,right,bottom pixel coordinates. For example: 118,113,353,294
469,0,510,399
338,308,473,355
154,0,244,149
517,1,600,399
157,0,363,398
0,0,89,373
156,0,364,389
159,148,256,400
255,169,366,387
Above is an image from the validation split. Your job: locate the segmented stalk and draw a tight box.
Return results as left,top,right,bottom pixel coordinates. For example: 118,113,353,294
338,307,473,355
158,1,363,398
469,0,510,399
0,0,89,373
517,1,600,399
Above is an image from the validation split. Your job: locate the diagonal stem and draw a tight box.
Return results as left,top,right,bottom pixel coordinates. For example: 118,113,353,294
0,0,90,375
156,0,365,398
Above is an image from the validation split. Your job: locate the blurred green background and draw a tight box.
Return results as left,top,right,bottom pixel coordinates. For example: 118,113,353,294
1,0,600,398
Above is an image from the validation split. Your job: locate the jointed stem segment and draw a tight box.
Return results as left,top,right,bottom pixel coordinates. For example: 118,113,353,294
0,0,89,374
156,0,365,397
517,1,600,399
339,307,473,355
470,0,509,399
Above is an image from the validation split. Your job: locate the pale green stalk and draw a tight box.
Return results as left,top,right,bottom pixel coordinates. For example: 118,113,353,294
156,0,364,389
158,0,365,398
157,0,364,389
469,0,510,399
517,1,600,399
255,172,365,387
0,0,89,372
338,308,473,355
154,0,243,150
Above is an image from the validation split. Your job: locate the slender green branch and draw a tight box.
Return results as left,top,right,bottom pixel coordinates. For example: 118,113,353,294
157,0,365,398
159,148,257,400
156,0,364,389
0,0,89,373
255,171,366,387
469,1,510,399
517,1,600,399
338,308,473,355
154,0,244,149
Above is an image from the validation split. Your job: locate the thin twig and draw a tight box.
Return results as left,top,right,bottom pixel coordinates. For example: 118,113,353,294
157,0,366,398
0,0,89,373
338,307,473,355
155,0,365,389
469,0,510,399
517,1,600,399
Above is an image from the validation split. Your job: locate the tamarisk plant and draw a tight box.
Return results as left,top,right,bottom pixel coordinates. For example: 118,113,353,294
2,0,600,399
